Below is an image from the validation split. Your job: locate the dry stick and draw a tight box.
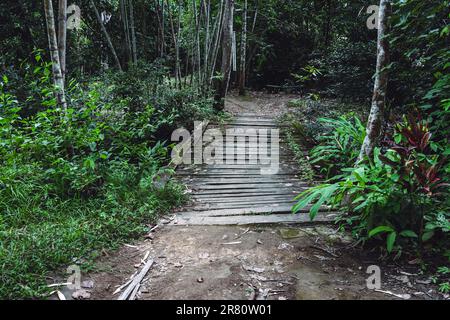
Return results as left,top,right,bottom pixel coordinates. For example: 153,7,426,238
129,283,141,300
113,279,132,295
90,0,122,71
118,258,154,300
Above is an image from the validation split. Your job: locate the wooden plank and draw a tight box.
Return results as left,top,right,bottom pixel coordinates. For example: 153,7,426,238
118,258,154,300
193,191,300,199
190,183,308,190
176,172,299,176
177,206,336,217
173,212,336,226
177,206,294,217
189,189,303,196
182,165,298,170
193,193,298,201
193,200,298,210
180,177,301,183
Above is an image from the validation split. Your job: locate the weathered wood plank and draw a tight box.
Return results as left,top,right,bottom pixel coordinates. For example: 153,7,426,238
173,212,336,226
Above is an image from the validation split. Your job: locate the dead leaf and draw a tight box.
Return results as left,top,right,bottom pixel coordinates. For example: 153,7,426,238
56,291,66,300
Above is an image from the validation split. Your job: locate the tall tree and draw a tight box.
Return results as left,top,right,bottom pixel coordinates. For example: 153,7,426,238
166,0,182,88
129,0,138,63
44,0,67,110
238,0,247,95
120,0,132,63
57,0,67,81
358,0,390,162
214,0,233,110
90,0,123,71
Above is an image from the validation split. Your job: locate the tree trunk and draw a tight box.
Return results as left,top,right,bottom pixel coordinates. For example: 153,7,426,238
44,0,67,110
209,0,224,87
57,0,67,82
357,0,390,162
90,0,123,71
120,0,132,64
129,0,138,63
214,0,233,110
166,0,181,89
238,0,247,95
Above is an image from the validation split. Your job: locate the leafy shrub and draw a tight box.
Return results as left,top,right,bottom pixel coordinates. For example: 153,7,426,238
0,54,201,298
310,40,377,101
294,114,449,257
310,115,366,177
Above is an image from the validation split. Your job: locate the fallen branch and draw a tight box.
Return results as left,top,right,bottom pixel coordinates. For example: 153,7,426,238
118,258,154,300
374,289,411,300
310,244,340,258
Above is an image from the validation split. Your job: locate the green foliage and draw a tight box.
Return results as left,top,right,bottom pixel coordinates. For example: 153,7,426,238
294,114,449,257
310,115,366,177
284,128,315,181
311,40,377,101
0,54,210,298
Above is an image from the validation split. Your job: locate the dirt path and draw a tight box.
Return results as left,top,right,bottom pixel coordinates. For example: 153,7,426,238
82,94,440,301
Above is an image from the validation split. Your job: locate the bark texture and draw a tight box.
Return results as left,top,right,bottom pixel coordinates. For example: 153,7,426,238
214,0,234,110
238,0,247,95
358,0,390,162
44,0,67,109
57,0,67,81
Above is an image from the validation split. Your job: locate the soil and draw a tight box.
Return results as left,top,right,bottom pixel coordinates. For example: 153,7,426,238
84,224,441,300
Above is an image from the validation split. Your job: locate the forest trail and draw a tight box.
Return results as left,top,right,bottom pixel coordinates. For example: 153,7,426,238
84,94,423,301
173,112,336,225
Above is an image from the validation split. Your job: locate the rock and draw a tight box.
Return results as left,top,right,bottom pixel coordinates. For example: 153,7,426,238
72,289,91,300
197,277,204,283
278,242,294,250
243,265,265,273
81,280,94,289
416,278,432,285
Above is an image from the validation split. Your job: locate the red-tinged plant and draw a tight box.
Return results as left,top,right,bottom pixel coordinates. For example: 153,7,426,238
396,113,432,153
413,160,449,196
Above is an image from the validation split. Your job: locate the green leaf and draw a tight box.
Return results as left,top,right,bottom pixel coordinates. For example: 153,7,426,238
369,226,394,238
387,232,397,253
422,231,435,242
400,230,418,238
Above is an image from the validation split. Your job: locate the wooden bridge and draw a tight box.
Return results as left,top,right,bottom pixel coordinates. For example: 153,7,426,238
172,114,336,225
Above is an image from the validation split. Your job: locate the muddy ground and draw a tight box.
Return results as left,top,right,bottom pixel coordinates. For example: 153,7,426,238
74,223,440,300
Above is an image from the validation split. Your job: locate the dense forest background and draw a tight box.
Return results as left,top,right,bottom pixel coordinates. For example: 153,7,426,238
0,0,448,298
